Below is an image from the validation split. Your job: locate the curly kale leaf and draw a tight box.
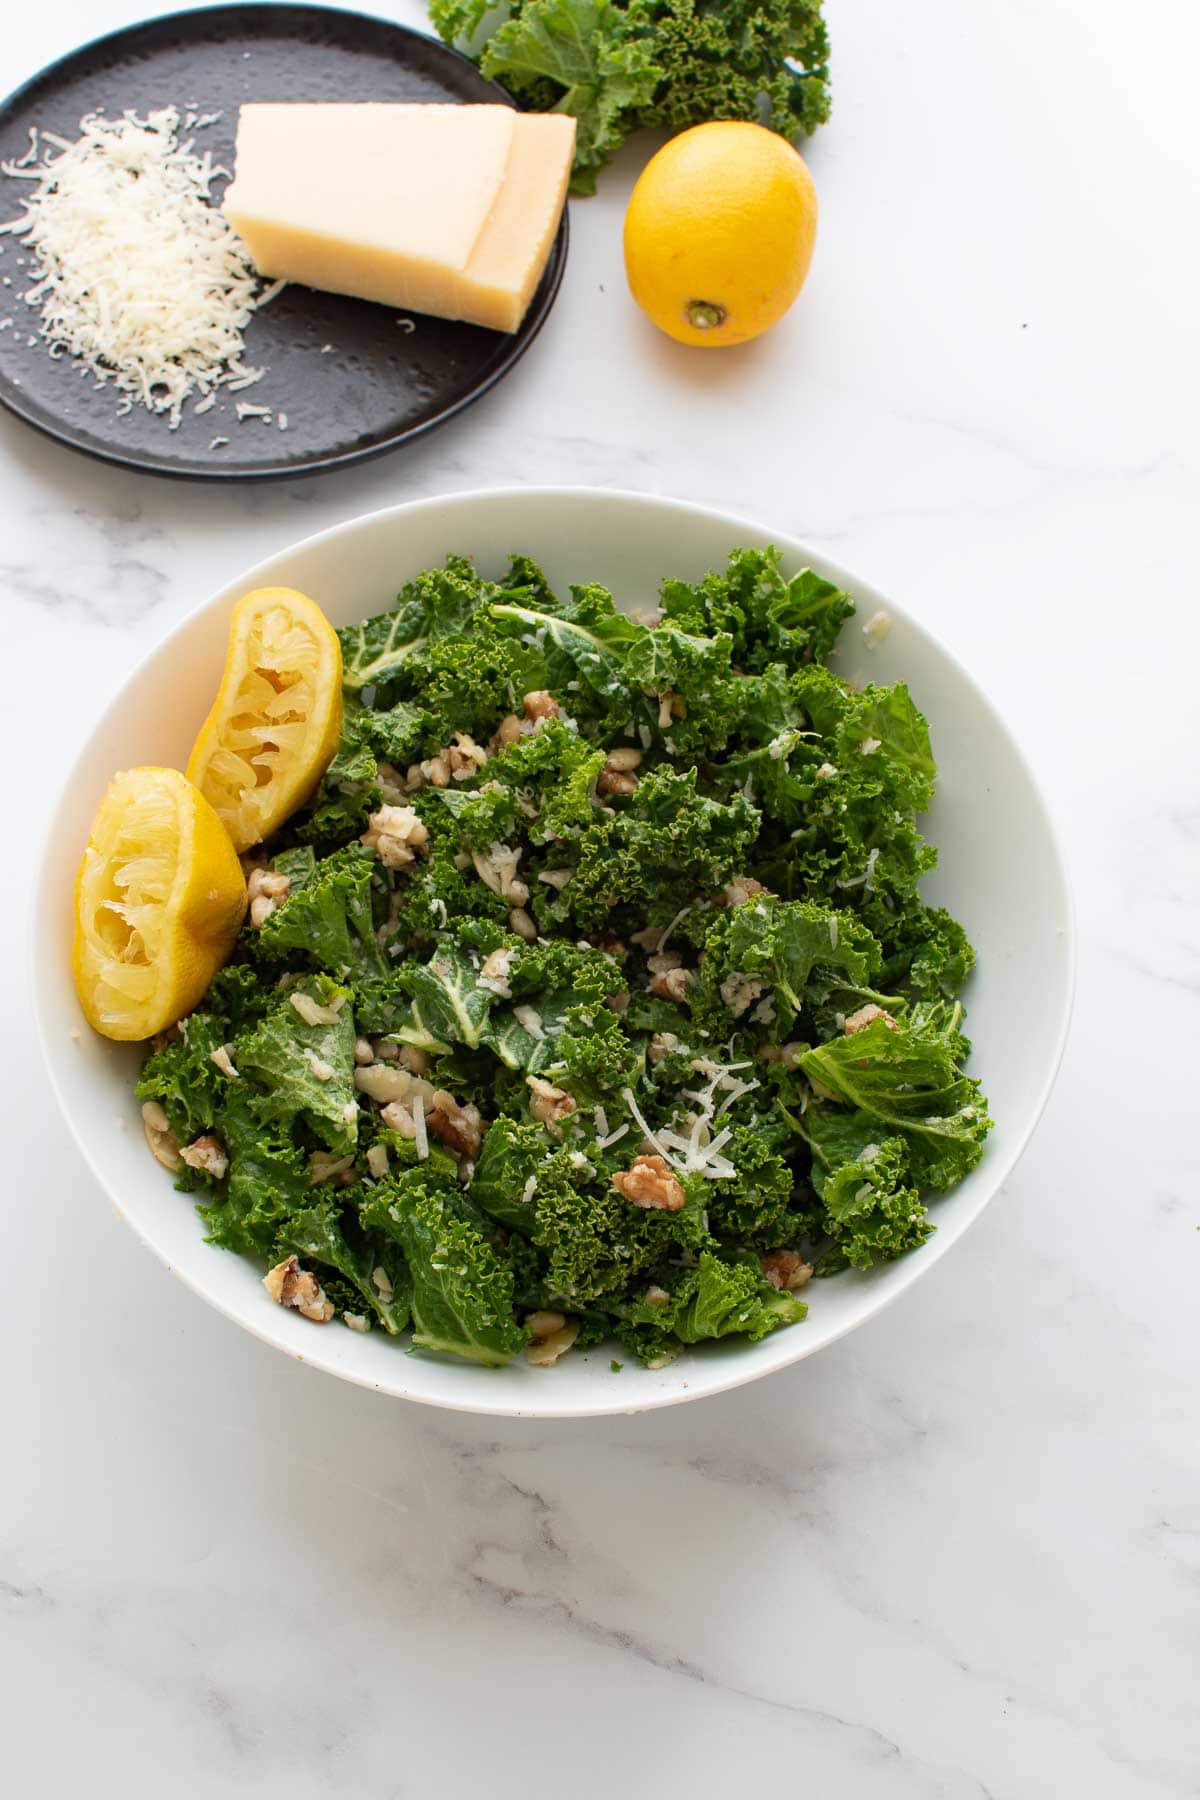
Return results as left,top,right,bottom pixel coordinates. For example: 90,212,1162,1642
198,1082,313,1257
660,548,852,674
798,1011,990,1192
398,942,496,1049
475,0,662,194
615,1250,807,1365
432,0,830,193
531,1148,712,1306
470,1116,544,1233
491,581,647,704
362,1173,527,1366
136,1009,229,1142
702,1126,806,1247
339,556,489,691
234,977,359,1153
254,847,387,980
696,894,881,1036
818,1138,932,1273
628,0,830,140
281,1197,412,1333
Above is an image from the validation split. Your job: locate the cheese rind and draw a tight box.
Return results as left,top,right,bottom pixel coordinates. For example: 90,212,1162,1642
460,114,576,332
222,103,574,333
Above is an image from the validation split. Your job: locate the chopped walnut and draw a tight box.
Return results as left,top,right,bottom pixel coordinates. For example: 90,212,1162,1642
446,733,489,780
375,760,408,803
630,924,663,952
525,1309,579,1367
523,690,559,722
290,990,344,1027
395,1045,430,1076
646,950,691,1002
719,972,765,1018
354,1036,374,1066
643,1284,671,1307
141,1100,182,1173
760,1251,813,1292
606,990,630,1014
262,1254,334,1323
843,1004,897,1035
247,867,290,928
596,746,642,798
380,1099,418,1139
527,1076,576,1135
428,1091,486,1160
716,876,769,909
355,1063,437,1110
647,1031,680,1063
757,1041,804,1069
420,754,452,788
361,804,429,870
179,1134,229,1180
613,1153,686,1211
490,712,526,750
479,946,516,997
309,1151,356,1187
509,906,538,942
471,843,529,904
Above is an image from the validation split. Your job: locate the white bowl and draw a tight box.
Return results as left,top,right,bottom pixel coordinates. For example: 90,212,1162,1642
33,489,1074,1418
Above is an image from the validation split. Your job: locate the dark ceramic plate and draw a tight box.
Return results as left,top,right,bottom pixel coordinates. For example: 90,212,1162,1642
0,3,569,480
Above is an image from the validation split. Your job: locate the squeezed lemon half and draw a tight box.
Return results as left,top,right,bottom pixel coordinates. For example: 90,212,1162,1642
186,586,343,853
73,766,247,1041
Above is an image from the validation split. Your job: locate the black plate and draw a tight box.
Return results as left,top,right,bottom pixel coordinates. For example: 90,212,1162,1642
0,3,569,480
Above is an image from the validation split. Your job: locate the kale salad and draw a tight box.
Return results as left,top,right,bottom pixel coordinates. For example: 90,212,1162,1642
137,547,991,1371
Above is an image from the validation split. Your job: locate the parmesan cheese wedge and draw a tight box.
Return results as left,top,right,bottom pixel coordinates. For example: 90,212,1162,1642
222,103,575,333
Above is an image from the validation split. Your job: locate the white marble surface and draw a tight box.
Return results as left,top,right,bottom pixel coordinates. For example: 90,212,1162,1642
3,0,1198,1791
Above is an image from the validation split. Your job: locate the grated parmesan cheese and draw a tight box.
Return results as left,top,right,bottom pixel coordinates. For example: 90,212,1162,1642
0,106,282,427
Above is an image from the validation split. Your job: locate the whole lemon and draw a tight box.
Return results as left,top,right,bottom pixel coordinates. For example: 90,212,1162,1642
624,121,818,348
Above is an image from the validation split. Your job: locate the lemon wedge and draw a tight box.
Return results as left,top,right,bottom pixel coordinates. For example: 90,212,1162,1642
73,766,247,1041
186,586,343,853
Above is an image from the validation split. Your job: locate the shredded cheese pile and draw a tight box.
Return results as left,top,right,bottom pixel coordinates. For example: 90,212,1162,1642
0,107,280,428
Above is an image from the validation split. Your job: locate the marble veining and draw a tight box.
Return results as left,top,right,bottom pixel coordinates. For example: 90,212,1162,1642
2,0,1198,1794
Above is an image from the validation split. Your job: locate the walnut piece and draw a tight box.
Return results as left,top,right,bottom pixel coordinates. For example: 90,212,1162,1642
309,1151,356,1187
646,951,691,1003
647,1031,680,1064
716,876,769,909
843,1003,897,1035
179,1134,229,1180
527,1076,576,1135
141,1100,182,1173
491,691,560,750
523,690,560,722
525,1309,579,1367
447,732,489,780
470,843,529,905
247,867,290,929
428,1091,486,1160
760,1250,813,1292
361,803,430,870
509,906,538,942
596,746,642,798
613,1153,686,1212
262,1254,335,1323
719,972,765,1018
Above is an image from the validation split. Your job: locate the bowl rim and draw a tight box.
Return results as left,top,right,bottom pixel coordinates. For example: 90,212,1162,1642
32,485,1077,1417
